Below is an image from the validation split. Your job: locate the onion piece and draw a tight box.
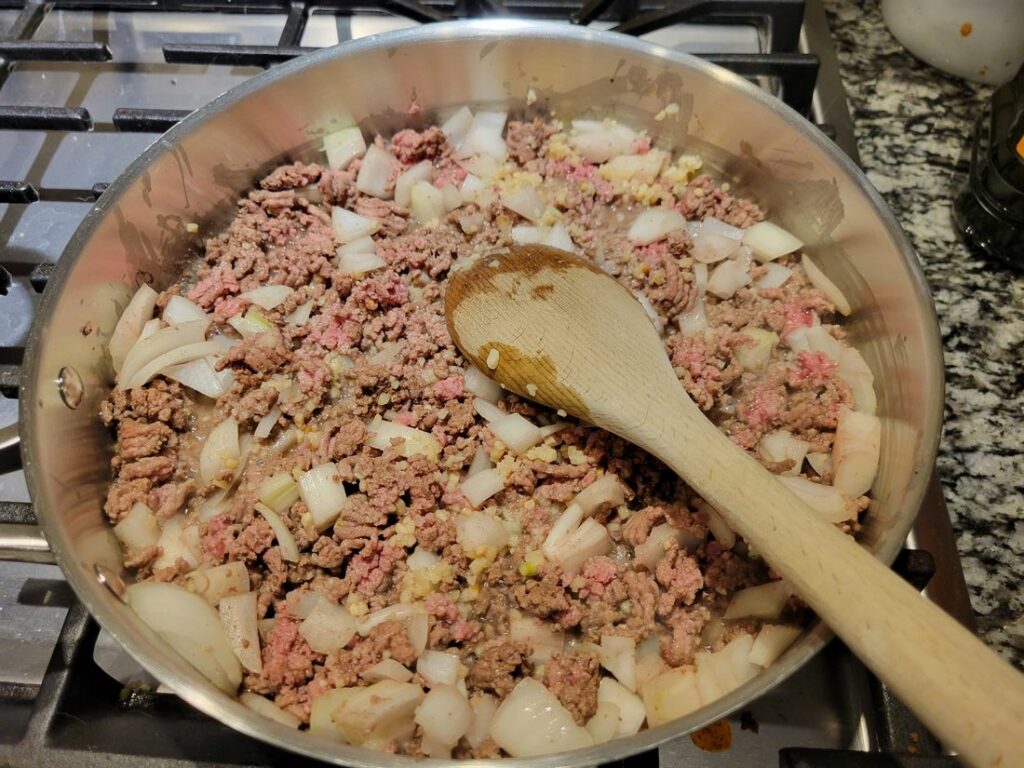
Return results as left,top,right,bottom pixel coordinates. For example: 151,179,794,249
355,144,395,199
734,327,778,371
748,624,802,668
544,221,577,253
459,469,506,508
309,688,355,740
118,319,210,389
778,475,858,523
501,183,544,222
200,418,239,485
464,364,501,403
538,421,571,439
298,462,348,532
756,261,793,290
365,418,441,462
410,180,446,224
441,106,474,148
627,208,685,245
122,340,224,391
542,504,584,561
138,317,162,341
239,692,301,728
300,599,357,654
706,259,752,299
183,561,250,606
363,658,414,683
254,406,281,439
197,488,230,522
331,206,379,243
633,522,699,570
586,700,620,744
466,694,498,749
337,251,386,275
255,502,300,562
124,581,242,694
573,474,627,515
569,120,643,163
455,510,509,551
459,173,488,204
838,347,877,415
357,603,429,657
641,666,702,727
677,298,707,337
219,590,262,673
227,308,273,338
743,221,803,262
113,501,160,551
417,650,462,688
415,685,473,755
511,225,544,245
285,589,324,620
153,515,200,572
239,285,293,311
802,254,851,316
599,635,637,691
323,126,366,170
757,430,810,476
690,227,741,264
110,284,159,374
490,412,544,454
597,677,646,737
284,300,313,327
700,216,745,241
440,183,462,212
599,150,669,186
257,472,299,515
162,295,207,325
724,580,791,620
634,291,663,334
395,160,434,207
545,517,612,575
473,397,505,422
806,451,832,477
164,355,229,399
489,678,594,757
458,111,508,161
832,408,881,498
698,501,736,550
467,446,493,478
510,617,565,664
332,680,425,747
407,546,440,571
695,633,760,698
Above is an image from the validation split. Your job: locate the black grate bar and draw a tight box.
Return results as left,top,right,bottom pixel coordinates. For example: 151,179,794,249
0,40,112,62
612,0,704,34
0,501,35,525
0,105,92,131
474,0,508,15
30,263,54,292
0,681,38,703
163,43,311,66
0,180,39,203
278,1,308,46
572,0,615,24
113,107,191,132
373,0,448,22
0,364,19,397
698,52,818,115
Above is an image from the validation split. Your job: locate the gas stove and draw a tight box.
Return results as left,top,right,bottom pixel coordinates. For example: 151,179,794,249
0,1,973,766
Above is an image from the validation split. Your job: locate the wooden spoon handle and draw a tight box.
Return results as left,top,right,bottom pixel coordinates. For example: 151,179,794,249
639,397,1024,768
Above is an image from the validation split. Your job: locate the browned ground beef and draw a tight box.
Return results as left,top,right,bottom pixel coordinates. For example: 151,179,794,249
100,116,866,756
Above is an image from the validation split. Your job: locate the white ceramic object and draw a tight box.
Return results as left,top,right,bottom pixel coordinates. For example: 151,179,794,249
882,0,1024,86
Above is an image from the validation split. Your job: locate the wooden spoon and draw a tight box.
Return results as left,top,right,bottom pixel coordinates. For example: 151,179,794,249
445,244,1024,768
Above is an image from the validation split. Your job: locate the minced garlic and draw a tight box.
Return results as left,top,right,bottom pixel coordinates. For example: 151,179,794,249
526,383,538,397
526,87,538,106
486,348,500,370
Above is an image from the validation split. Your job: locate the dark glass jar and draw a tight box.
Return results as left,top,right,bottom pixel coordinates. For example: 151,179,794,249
952,64,1024,268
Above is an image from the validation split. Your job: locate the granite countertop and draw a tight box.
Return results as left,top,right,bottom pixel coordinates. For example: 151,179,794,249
824,0,1022,668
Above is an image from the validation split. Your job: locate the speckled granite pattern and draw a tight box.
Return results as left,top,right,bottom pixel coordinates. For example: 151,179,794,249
824,0,1022,667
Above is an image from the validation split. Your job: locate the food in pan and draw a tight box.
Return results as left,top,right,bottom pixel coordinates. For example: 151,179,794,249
101,108,880,757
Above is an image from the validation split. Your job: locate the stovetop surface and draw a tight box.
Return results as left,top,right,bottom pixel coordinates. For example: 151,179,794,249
0,1,965,765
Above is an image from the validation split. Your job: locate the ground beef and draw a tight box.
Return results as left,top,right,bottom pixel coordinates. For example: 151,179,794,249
101,114,864,757
544,652,601,725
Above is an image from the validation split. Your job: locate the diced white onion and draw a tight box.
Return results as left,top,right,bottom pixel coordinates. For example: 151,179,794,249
332,680,425,747
254,502,299,562
627,208,685,245
544,221,576,253
473,396,505,422
706,259,752,299
597,677,646,737
357,604,429,658
734,327,778,371
677,299,707,337
239,285,293,311
464,364,501,403
162,295,208,325
633,522,697,571
806,451,832,477
501,183,544,222
756,261,793,289
183,561,250,606
467,446,493,478
586,700,620,744
778,475,857,523
309,688,353,740
138,318,162,341
511,225,544,245
300,599,357,654
285,589,323,620
331,206,379,244
110,284,158,374
466,694,498,749
323,126,366,170
545,517,612,575
417,650,462,688
599,635,637,691
757,430,810,475
724,580,791,620
200,418,239,485
542,504,584,561
408,179,446,224
197,488,230,522
743,221,803,262
355,144,394,199
806,325,843,362
569,120,642,164
573,475,626,515
407,546,440,571
459,173,488,204
415,684,473,753
599,150,669,186
441,106,474,149
510,617,565,664
363,658,414,683
538,422,570,439
838,347,877,415
459,469,506,509
694,633,760,700
455,510,509,550
254,406,281,439
257,472,299,515
153,514,200,572
227,310,272,339
395,160,433,207
748,624,802,668
124,581,242,694
689,223,741,264
458,111,508,161
122,340,224,391
239,692,302,728
489,412,544,454
113,501,160,551
489,678,594,757
459,154,500,182
440,183,462,212
802,254,851,316
219,590,262,673
298,462,348,532
641,666,702,727
337,250,386,275
698,501,736,550
634,291,664,334
365,418,441,462
700,216,745,240
163,355,230,399
118,319,210,389
832,407,881,498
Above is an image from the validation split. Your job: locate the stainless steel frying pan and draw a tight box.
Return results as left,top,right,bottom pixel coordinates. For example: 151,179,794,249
0,20,944,767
